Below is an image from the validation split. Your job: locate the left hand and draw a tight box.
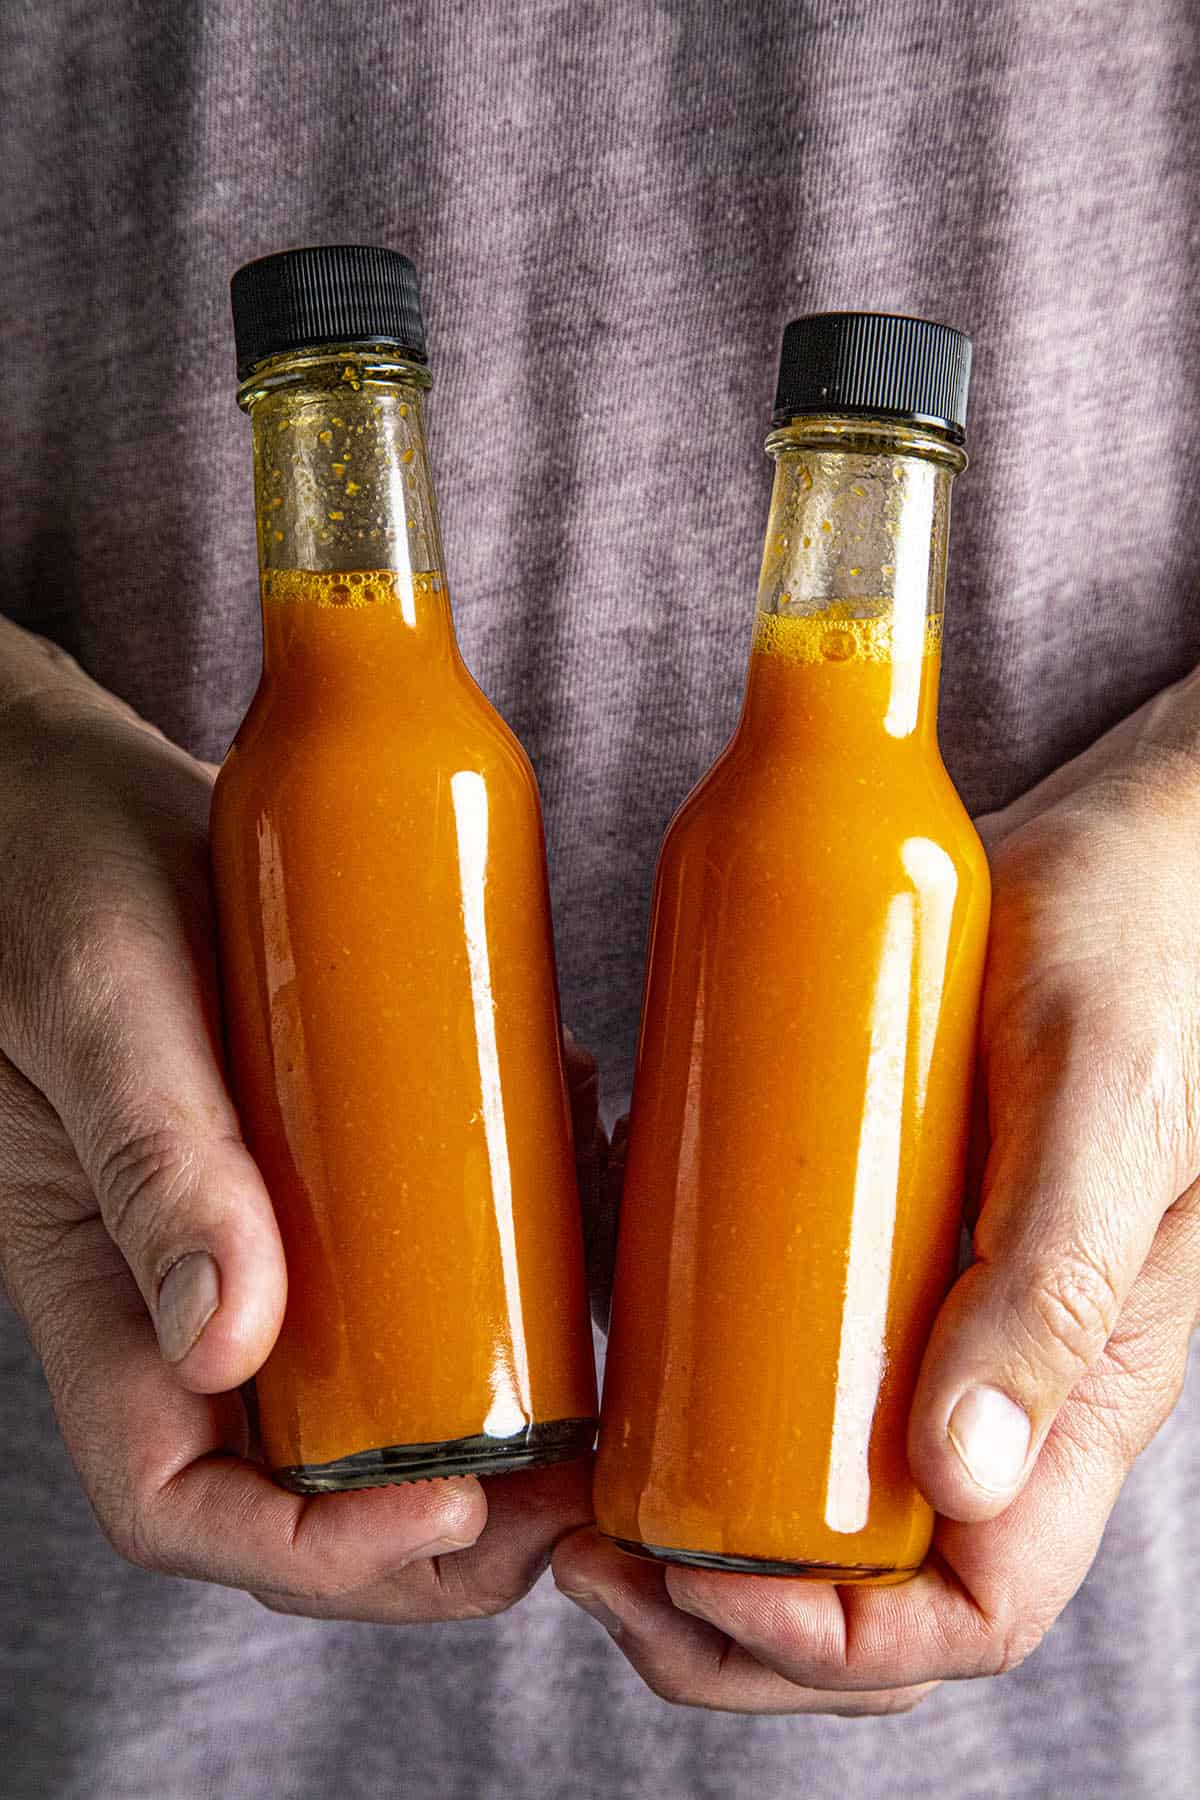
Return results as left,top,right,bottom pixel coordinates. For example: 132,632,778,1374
553,667,1200,1713
0,622,606,1625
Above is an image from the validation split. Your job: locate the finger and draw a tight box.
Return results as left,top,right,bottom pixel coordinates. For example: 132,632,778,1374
661,1200,1198,1696
0,1069,487,1614
344,1457,597,1626
552,1531,936,1716
0,722,286,1393
1052,1175,1200,1474
255,1459,594,1622
656,1421,1117,1692
82,1260,486,1609
908,1021,1178,1522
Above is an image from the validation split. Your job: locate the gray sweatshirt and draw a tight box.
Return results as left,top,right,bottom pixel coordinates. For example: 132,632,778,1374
1,2,1197,1795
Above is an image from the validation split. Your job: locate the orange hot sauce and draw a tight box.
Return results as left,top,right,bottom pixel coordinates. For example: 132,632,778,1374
212,249,596,1491
595,314,989,1582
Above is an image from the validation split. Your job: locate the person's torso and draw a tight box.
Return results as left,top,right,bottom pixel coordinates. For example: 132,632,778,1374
1,3,1197,1794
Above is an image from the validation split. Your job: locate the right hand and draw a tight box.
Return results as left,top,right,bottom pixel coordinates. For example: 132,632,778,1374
554,667,1200,1711
0,621,592,1620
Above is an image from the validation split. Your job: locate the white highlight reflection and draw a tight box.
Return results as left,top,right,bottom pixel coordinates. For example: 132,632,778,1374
824,893,914,1534
885,464,936,738
451,770,531,1438
902,838,957,1118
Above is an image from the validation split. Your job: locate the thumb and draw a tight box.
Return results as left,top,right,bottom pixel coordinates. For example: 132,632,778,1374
51,958,282,1395
4,898,285,1400
908,1027,1180,1522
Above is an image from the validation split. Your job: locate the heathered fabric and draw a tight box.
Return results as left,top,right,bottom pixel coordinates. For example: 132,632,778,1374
1,2,1199,1795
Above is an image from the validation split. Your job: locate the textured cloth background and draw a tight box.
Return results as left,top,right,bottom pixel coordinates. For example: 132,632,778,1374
1,2,1198,1795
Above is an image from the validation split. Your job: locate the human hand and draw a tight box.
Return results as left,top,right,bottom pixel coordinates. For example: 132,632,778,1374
0,621,594,1621
553,667,1200,1711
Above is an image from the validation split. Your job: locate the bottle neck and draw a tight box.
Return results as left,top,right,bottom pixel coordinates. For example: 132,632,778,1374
742,416,964,752
240,348,456,680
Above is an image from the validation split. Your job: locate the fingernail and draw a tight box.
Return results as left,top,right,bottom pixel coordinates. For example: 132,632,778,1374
947,1386,1031,1493
156,1252,220,1364
556,1584,624,1639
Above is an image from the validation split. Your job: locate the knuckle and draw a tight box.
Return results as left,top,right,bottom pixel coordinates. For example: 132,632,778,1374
1100,1324,1184,1415
835,1688,931,1718
99,1497,164,1574
441,1587,517,1622
252,1589,304,1618
1026,1248,1122,1377
45,900,121,1015
51,848,126,977
643,1666,698,1709
94,1510,138,1567
987,1613,1045,1678
1082,1328,1192,1469
252,1570,361,1616
95,1128,199,1264
434,1555,526,1621
882,1686,934,1715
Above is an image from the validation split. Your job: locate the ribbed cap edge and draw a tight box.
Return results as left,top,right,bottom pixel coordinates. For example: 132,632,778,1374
774,313,971,439
231,245,426,378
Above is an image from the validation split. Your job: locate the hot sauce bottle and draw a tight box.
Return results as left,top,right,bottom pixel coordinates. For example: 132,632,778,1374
595,314,990,1582
211,246,597,1492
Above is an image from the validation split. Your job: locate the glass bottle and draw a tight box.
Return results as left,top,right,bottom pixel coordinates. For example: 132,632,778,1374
211,246,597,1492
594,314,990,1582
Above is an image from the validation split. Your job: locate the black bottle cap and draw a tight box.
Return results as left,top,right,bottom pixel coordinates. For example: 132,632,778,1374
773,312,971,442
230,245,427,379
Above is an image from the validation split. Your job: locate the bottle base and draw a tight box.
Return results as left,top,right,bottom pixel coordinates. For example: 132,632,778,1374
605,1534,920,1586
273,1417,598,1494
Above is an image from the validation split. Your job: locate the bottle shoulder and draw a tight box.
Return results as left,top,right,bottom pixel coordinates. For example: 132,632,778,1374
659,735,988,892
214,665,542,821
